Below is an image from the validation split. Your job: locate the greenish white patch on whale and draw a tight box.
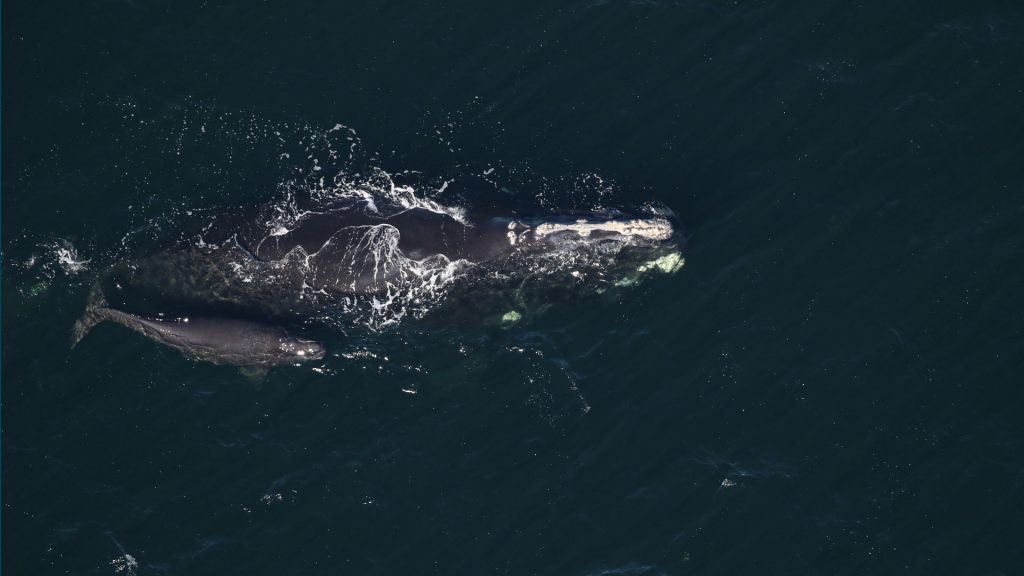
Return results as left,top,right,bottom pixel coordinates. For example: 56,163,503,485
501,310,523,324
638,252,684,274
614,251,685,287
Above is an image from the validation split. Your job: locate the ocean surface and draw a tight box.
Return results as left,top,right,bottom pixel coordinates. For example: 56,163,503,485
4,2,1024,575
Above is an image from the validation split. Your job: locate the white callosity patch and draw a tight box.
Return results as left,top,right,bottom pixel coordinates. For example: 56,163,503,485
532,217,674,242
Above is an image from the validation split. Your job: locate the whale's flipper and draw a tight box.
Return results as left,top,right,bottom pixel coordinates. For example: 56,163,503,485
71,283,110,349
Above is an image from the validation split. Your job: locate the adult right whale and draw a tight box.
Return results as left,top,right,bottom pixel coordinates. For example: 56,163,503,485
102,201,682,328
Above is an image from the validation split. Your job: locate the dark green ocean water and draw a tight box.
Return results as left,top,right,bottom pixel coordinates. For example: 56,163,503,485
4,1,1024,575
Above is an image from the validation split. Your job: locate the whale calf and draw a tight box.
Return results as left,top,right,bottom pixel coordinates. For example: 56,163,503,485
72,286,325,367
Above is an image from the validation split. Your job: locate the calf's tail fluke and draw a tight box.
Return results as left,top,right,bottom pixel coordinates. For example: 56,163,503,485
71,283,110,349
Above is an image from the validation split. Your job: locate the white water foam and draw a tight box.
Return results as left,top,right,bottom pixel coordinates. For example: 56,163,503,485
109,554,138,576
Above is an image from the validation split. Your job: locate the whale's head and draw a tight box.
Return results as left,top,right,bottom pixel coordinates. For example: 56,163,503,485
278,336,326,361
